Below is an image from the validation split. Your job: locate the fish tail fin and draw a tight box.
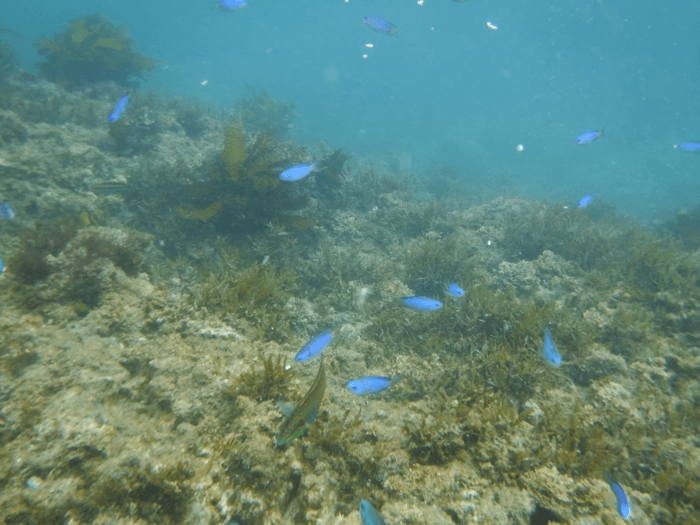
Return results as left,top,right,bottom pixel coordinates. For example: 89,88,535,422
388,375,403,388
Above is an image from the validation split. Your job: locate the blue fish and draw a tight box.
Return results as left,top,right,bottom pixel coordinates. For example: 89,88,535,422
402,296,442,311
543,326,561,366
574,129,604,145
363,16,399,36
448,282,465,297
577,194,592,208
218,0,246,11
295,330,333,362
0,202,14,219
347,375,402,396
0,255,4,274
280,161,320,182
608,477,631,519
674,141,700,152
107,92,130,123
360,499,386,525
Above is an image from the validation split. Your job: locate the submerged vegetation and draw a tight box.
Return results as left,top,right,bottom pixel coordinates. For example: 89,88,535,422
34,15,159,88
0,42,699,524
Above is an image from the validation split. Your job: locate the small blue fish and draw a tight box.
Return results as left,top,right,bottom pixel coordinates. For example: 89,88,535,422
574,129,604,145
608,477,631,519
577,194,592,208
360,499,386,525
107,92,130,123
217,0,246,11
0,255,4,274
0,202,14,219
674,141,700,152
448,282,465,297
363,16,399,36
347,375,402,396
543,326,561,366
280,161,320,182
402,296,442,311
295,329,333,362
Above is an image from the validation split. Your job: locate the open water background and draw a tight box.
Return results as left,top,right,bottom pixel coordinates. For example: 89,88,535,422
3,0,700,219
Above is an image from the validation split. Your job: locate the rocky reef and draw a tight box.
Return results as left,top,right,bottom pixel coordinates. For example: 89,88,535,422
1,47,699,525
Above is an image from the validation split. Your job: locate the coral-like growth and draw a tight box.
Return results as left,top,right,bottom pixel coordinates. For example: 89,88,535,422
197,261,298,341
34,15,159,88
235,88,296,140
7,219,82,285
226,353,293,402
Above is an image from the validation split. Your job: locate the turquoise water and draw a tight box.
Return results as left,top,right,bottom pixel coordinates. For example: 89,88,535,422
3,0,700,217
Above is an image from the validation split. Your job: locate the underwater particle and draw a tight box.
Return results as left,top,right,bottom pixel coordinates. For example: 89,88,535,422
516,143,525,152
575,128,604,145
0,202,14,219
276,360,326,447
363,16,399,36
363,54,368,59
218,0,246,11
673,141,700,152
201,79,209,86
365,43,374,48
418,0,424,5
402,296,443,311
487,21,498,30
543,326,561,366
360,499,386,525
107,92,131,123
347,375,402,395
448,282,465,297
487,240,492,245
295,330,333,362
607,477,631,519
280,161,320,182
577,194,593,208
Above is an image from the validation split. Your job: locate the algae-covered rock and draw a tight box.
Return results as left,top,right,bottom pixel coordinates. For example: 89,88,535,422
34,15,159,89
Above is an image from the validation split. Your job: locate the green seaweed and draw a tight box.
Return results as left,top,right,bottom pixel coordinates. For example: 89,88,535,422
197,260,298,341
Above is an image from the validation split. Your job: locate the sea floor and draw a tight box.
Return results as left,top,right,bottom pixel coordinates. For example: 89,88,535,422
1,69,699,525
